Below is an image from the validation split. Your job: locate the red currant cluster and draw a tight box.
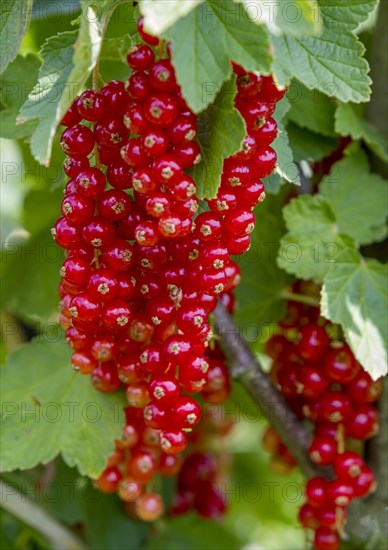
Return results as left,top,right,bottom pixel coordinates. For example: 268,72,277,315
53,15,285,522
264,283,381,550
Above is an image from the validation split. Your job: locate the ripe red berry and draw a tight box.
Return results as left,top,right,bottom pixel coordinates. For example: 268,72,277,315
127,44,155,71
137,16,160,46
160,428,187,454
60,124,95,156
144,93,179,127
345,405,379,440
76,90,106,121
295,324,330,362
323,343,360,383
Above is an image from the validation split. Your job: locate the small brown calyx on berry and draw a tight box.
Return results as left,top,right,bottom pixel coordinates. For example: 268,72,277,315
161,167,174,180
153,386,165,399
186,413,198,425
150,106,162,119
60,266,66,277
97,283,110,295
117,315,129,327
110,132,123,144
214,283,224,294
213,259,224,269
200,224,212,236
141,258,152,268
69,306,78,318
228,176,241,187
112,201,126,214
91,238,103,247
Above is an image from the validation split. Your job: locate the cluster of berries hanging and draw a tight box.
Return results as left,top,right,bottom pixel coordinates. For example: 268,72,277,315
263,282,381,550
53,15,284,521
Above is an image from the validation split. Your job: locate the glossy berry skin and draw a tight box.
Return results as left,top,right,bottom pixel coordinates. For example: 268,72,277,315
106,160,133,190
92,362,121,393
160,428,187,454
87,268,119,302
319,391,353,423
52,217,80,249
223,208,255,237
144,402,168,429
298,504,319,529
102,240,135,272
64,156,90,178
127,44,155,71
140,128,169,157
144,93,179,128
98,189,131,221
101,81,129,115
75,167,106,198
329,479,354,507
172,397,201,428
295,324,330,362
76,90,106,121
60,124,95,157
351,465,376,497
345,405,379,440
82,217,115,248
306,477,329,508
137,16,160,46
296,365,330,399
333,451,364,479
126,71,151,100
194,212,222,242
95,117,129,149
135,493,164,522
60,101,81,127
61,194,94,225
347,371,383,403
250,146,277,178
149,376,180,404
61,257,91,287
309,436,337,466
102,300,133,332
96,466,122,493
323,343,360,383
314,527,340,550
149,59,178,92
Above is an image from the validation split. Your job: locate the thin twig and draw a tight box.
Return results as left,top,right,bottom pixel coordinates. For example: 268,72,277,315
213,302,323,479
0,481,87,550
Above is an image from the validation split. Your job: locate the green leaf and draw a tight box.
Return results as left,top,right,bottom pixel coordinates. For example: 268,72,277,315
100,33,134,62
287,122,339,162
272,119,300,186
235,201,292,327
318,0,379,30
335,102,388,162
321,249,388,380
140,0,204,34
162,0,271,112
288,82,336,136
0,339,125,477
19,7,102,164
145,514,241,550
277,195,356,282
263,96,300,192
275,0,322,36
0,54,40,139
320,149,388,245
84,496,149,550
272,30,371,103
191,76,245,199
0,0,32,74
238,0,322,36
0,230,64,323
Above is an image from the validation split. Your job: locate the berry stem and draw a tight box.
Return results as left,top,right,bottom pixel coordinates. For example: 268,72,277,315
280,289,320,308
0,480,86,550
213,301,325,479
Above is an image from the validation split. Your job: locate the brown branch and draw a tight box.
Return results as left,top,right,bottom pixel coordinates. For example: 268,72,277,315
213,302,323,480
